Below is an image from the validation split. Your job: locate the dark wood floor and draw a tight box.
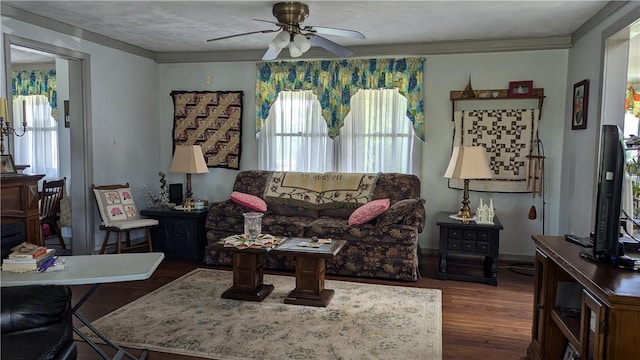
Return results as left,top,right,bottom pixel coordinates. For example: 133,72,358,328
70,255,534,360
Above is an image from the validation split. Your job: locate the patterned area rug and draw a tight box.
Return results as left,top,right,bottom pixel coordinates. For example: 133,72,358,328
86,268,442,359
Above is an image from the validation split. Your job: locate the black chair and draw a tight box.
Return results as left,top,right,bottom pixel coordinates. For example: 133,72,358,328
1,285,77,360
40,177,67,249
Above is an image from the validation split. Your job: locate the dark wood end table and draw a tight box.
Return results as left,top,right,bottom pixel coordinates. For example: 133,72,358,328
436,211,503,285
272,238,346,307
140,207,208,261
212,243,274,302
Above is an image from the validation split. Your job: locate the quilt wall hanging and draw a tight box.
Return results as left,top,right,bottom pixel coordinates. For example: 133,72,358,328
451,109,540,193
171,91,243,169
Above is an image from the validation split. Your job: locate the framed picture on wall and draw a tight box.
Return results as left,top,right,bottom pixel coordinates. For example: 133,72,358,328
508,80,534,97
0,154,17,174
572,79,589,130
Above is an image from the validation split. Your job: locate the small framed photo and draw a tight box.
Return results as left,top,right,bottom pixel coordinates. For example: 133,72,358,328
508,80,534,97
572,79,589,130
0,154,17,174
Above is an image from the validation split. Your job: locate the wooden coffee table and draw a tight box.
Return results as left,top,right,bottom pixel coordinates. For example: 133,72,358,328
272,238,346,307
212,241,276,302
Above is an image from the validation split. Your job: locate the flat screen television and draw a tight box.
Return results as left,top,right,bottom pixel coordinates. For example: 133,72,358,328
583,125,625,264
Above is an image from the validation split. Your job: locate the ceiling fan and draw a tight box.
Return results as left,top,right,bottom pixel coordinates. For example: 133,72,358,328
206,1,365,60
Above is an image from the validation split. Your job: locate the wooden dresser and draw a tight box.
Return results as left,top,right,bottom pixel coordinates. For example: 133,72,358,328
1,174,44,246
528,235,640,360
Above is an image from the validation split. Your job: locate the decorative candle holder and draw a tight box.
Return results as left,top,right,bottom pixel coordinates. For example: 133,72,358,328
243,212,264,239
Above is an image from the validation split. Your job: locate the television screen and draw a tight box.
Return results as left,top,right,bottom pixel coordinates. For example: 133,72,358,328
589,125,625,263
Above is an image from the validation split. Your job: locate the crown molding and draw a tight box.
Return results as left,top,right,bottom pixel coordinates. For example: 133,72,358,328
4,3,621,64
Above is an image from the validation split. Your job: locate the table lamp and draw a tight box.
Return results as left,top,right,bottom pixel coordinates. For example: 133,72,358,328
169,145,209,210
444,146,493,220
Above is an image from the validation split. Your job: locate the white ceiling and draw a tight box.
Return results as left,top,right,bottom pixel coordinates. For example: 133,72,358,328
3,1,639,81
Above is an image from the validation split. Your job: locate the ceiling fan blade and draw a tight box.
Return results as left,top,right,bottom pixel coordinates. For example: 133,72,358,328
262,46,282,61
207,29,280,42
304,26,365,40
308,35,354,57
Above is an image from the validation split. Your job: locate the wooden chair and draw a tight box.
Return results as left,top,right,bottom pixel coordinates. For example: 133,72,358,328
91,183,157,254
39,177,67,249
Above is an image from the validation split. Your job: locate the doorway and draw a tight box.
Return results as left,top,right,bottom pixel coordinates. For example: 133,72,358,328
3,34,94,255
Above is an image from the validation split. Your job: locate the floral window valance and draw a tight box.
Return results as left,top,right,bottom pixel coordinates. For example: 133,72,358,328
255,57,424,140
12,69,58,120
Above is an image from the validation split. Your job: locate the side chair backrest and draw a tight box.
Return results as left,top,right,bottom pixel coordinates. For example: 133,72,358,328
91,183,141,226
40,178,66,219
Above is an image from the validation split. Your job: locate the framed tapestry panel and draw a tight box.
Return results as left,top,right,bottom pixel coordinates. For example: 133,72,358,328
451,109,540,193
171,91,243,169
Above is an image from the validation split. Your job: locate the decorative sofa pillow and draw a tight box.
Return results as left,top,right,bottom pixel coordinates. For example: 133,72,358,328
348,198,391,226
230,191,267,212
376,198,425,226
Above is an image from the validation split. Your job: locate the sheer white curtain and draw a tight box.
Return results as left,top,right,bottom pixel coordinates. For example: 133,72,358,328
336,88,418,174
258,90,334,172
12,95,59,181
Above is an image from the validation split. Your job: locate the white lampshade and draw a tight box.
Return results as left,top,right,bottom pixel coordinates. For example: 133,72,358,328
169,145,209,174
293,33,311,52
444,146,493,180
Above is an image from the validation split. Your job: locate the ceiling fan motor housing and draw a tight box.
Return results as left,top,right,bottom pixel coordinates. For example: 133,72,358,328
273,2,309,27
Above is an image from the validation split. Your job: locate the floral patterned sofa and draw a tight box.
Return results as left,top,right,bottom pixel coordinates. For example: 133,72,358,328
204,171,425,281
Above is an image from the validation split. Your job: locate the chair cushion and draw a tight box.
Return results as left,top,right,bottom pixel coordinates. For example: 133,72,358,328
93,187,140,225
108,218,158,230
348,198,390,226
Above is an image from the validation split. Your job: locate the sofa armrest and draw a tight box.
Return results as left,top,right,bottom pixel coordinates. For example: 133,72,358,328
403,203,426,233
1,285,73,334
205,199,247,229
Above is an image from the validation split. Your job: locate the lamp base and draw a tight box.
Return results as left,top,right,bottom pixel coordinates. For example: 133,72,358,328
449,214,477,221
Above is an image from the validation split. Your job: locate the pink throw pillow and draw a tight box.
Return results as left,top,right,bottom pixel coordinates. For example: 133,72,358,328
348,199,391,226
230,191,267,212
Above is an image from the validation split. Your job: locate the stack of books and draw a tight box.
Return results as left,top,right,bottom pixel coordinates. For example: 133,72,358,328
2,242,56,273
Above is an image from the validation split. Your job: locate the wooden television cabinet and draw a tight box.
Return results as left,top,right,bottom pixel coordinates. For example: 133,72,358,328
528,235,640,359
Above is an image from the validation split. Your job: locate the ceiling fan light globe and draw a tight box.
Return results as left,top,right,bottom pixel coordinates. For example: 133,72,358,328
268,40,282,53
293,33,311,52
273,31,291,48
289,42,303,57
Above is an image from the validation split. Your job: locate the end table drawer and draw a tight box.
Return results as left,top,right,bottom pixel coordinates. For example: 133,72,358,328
448,239,461,250
463,231,477,240
477,241,490,254
462,240,476,252
478,231,490,241
448,229,462,238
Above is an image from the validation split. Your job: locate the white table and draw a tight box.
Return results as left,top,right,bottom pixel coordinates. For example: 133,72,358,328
1,252,165,360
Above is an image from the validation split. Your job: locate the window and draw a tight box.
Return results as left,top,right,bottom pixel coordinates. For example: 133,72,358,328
336,89,417,173
258,89,419,174
12,95,59,181
258,90,334,172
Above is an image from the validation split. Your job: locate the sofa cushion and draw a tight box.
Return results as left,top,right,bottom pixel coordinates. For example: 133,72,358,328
230,191,267,212
348,198,390,226
261,214,313,237
305,216,417,245
377,198,426,226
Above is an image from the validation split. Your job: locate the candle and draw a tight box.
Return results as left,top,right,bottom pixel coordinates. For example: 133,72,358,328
0,97,7,120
